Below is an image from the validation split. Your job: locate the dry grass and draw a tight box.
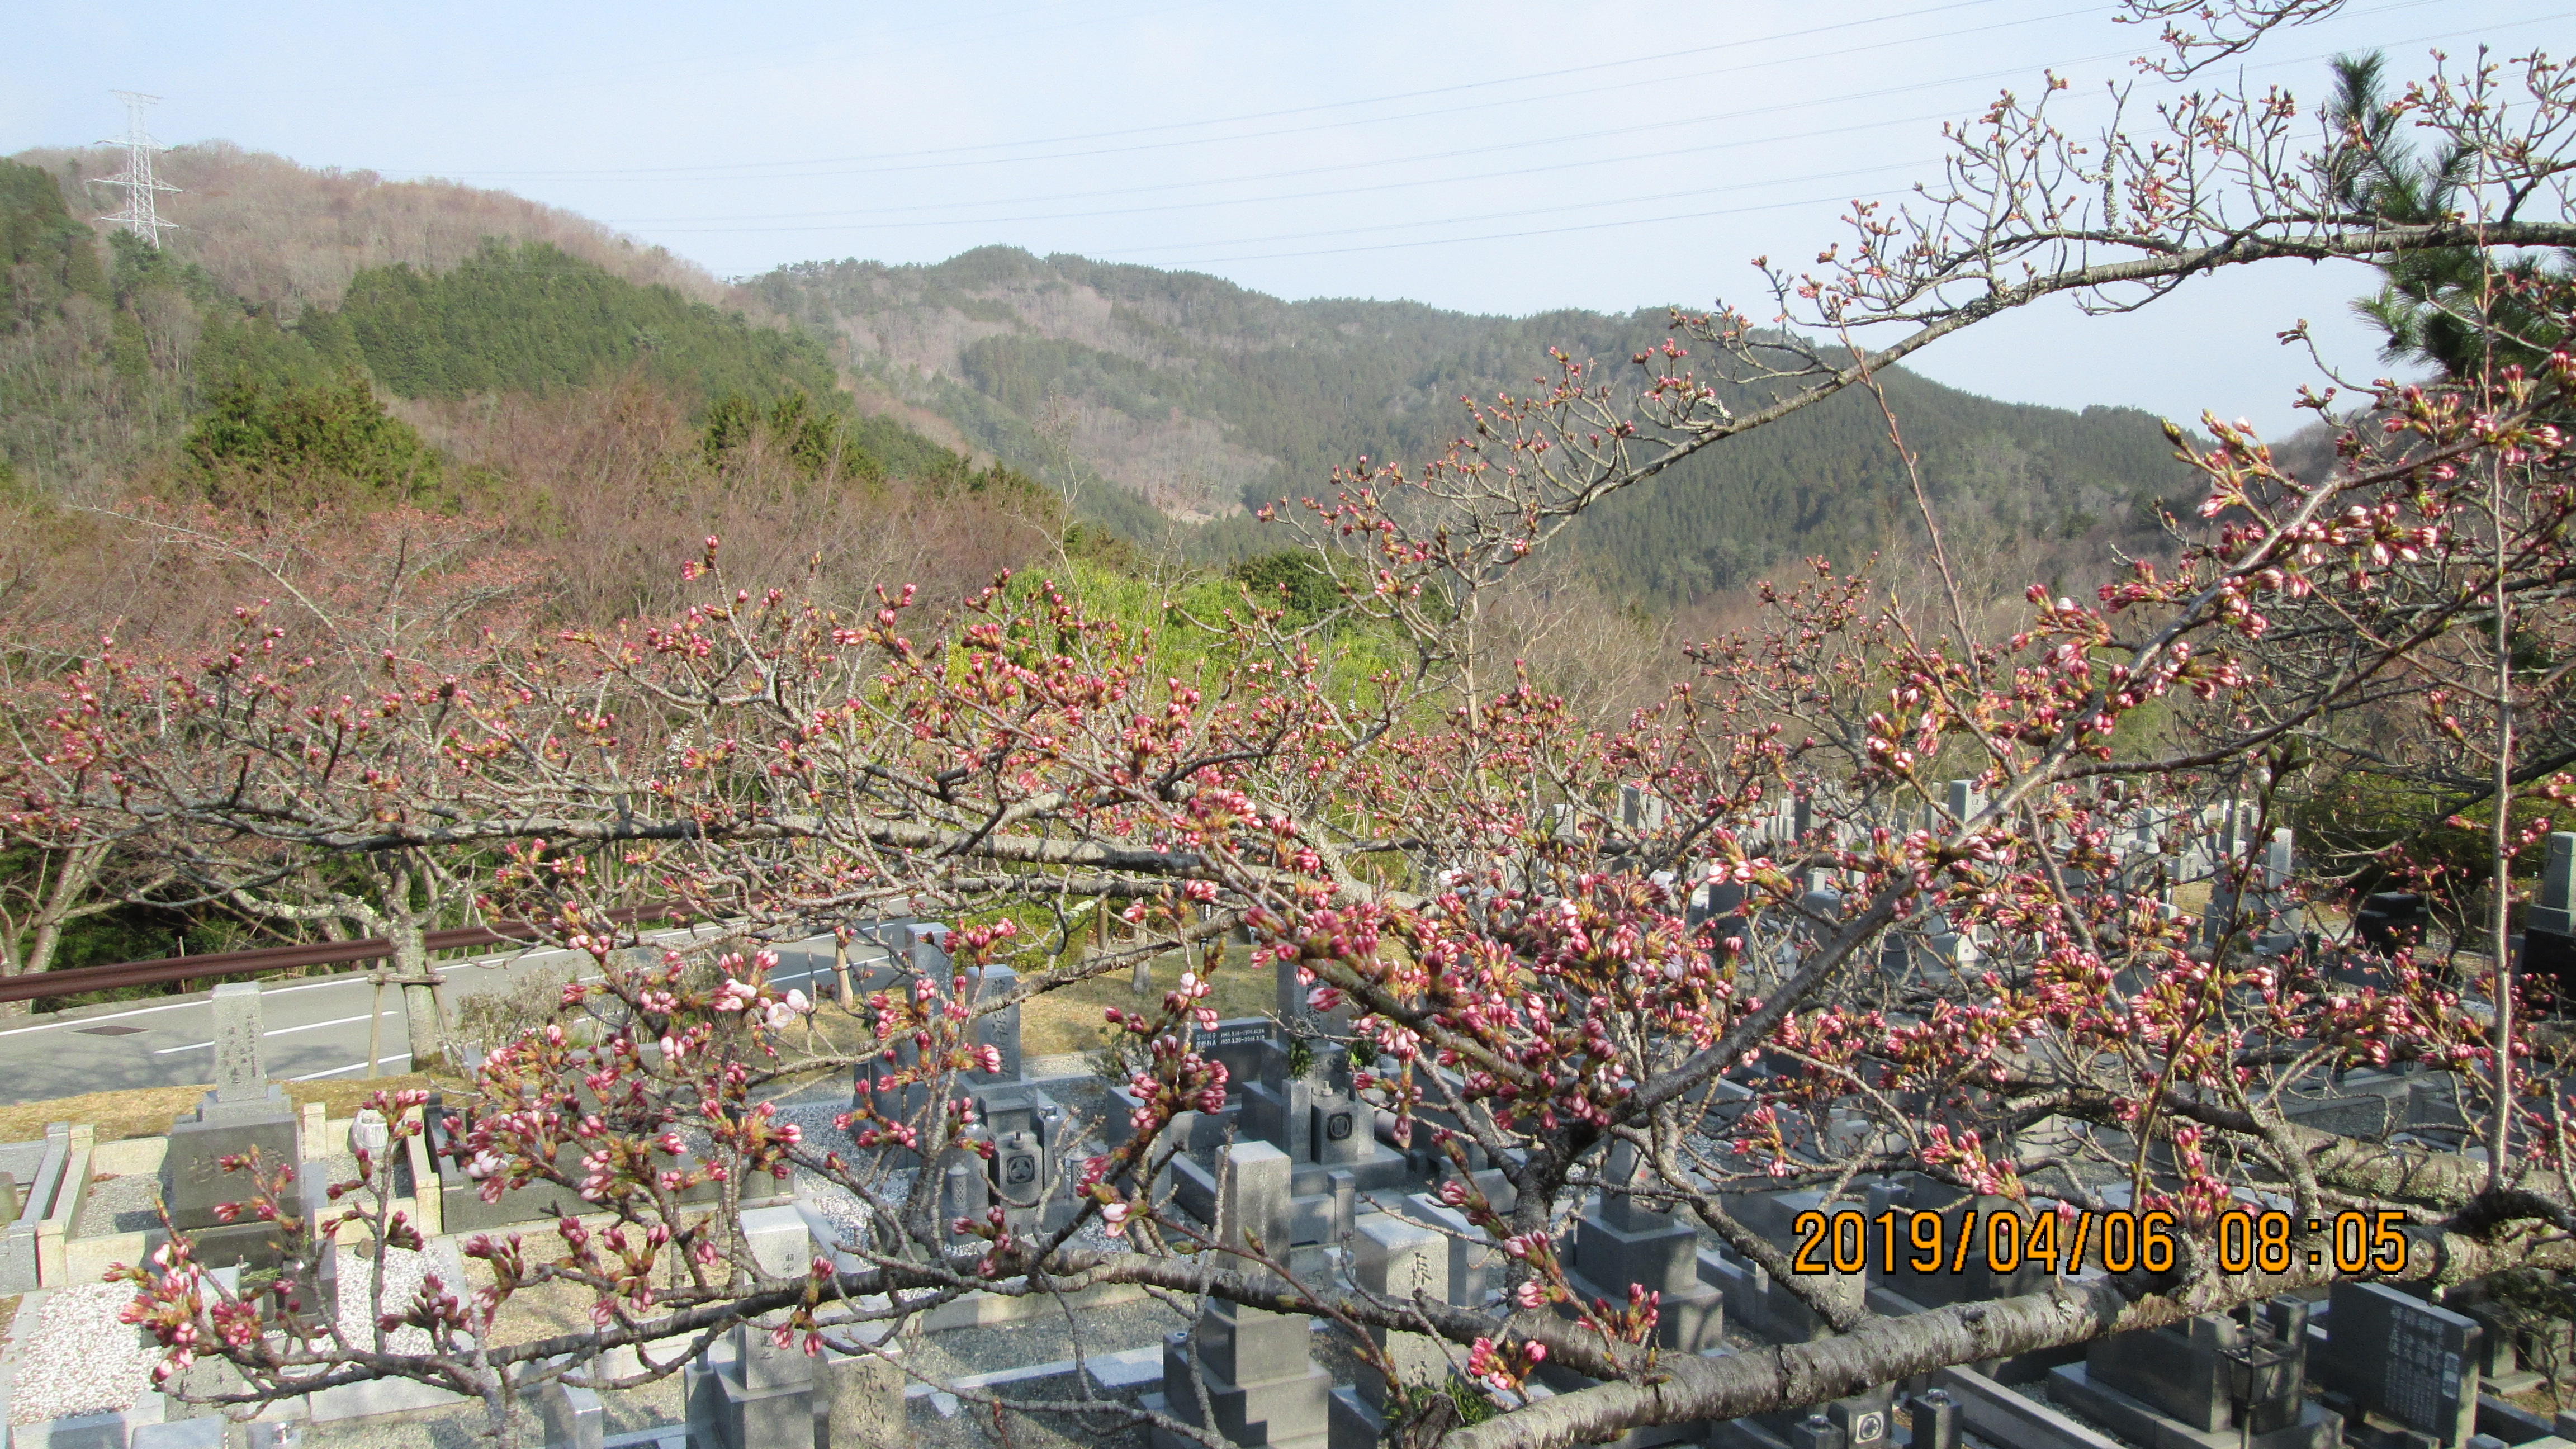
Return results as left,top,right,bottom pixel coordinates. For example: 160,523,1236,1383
1018,941,1275,1058
0,1074,452,1147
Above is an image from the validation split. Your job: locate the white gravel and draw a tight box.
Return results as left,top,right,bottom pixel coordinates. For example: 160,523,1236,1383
11,1282,163,1424
333,1244,434,1355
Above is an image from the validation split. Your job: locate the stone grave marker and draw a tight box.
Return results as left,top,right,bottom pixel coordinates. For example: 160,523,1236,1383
1562,1141,1723,1355
1906,1389,1961,1449
2048,1300,2338,1448
1144,1142,1334,1449
815,1346,906,1449
1216,954,1408,1232
689,1323,818,1449
162,983,300,1270
2315,1281,2482,1448
1328,1213,1452,1449
2524,831,2576,1000
537,1378,604,1449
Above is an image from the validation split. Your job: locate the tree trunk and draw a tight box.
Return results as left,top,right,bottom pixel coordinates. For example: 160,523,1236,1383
390,925,448,1073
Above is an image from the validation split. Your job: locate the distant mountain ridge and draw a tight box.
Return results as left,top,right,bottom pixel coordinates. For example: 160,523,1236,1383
6,143,2197,600
749,245,2199,597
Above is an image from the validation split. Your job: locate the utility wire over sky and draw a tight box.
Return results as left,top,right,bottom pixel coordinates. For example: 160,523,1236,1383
10,0,2564,431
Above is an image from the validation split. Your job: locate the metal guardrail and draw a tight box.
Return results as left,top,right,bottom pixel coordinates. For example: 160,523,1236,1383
0,907,676,1005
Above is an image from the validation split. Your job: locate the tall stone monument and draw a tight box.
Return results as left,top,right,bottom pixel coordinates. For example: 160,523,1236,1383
2313,1282,2483,1449
1328,1213,1452,1449
162,983,301,1270
1144,1143,1334,1449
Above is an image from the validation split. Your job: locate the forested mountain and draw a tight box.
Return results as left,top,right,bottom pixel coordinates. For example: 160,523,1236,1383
0,158,967,497
6,140,2199,606
751,246,2201,597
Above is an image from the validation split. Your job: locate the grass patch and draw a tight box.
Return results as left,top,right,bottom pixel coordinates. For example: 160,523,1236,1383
0,1073,451,1146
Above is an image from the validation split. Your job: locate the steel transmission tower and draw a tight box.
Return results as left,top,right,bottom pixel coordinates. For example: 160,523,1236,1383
95,91,179,248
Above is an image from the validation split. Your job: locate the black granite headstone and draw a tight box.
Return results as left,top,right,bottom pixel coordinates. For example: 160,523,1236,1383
2320,1281,2482,1447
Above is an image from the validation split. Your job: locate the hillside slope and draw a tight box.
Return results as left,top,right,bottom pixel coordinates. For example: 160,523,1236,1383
14,142,727,316
6,140,2197,601
752,247,2200,596
0,157,977,504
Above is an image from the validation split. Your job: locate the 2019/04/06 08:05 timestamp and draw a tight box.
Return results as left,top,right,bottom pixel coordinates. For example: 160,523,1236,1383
1787,1208,2414,1277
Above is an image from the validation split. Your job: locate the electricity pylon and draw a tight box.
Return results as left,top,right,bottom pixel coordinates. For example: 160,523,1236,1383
95,91,179,248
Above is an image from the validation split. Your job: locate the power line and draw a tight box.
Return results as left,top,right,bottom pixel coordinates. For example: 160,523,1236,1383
93,90,179,248
397,0,2034,183
1116,8,2574,270
576,0,2454,239
604,47,2141,240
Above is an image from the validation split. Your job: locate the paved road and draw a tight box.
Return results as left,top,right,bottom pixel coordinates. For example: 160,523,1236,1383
0,931,883,1107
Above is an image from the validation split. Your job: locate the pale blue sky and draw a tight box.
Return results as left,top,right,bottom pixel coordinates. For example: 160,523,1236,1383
10,0,2567,435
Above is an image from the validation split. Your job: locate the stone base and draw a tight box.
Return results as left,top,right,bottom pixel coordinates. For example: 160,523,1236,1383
1286,1145,1409,1199
686,1355,815,1449
2048,1363,2338,1449
439,1178,590,1233
1153,1330,1334,1449
174,1219,291,1274
1326,1385,1383,1449
1172,1150,1414,1242
1144,1389,1329,1449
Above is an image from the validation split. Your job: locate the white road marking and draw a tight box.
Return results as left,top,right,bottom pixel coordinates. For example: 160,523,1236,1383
151,1010,402,1054
0,971,380,1039
291,1052,415,1082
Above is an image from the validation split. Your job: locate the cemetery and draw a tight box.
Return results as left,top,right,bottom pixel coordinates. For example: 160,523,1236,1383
0,802,2572,1449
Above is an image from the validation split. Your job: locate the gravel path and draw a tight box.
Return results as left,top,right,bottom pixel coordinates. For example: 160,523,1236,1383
11,1282,162,1424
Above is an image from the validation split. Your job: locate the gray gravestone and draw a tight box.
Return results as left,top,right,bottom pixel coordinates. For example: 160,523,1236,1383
1906,1390,1961,1449
1346,1213,1451,1409
967,963,1021,1086
162,984,299,1266
688,1325,816,1449
2532,831,2576,936
815,1346,905,1449
209,982,269,1106
2049,1301,2336,1448
538,1379,604,1449
1147,1143,1332,1449
2318,1282,2481,1447
1945,779,1981,821
1232,956,1408,1208
1559,1142,1723,1357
